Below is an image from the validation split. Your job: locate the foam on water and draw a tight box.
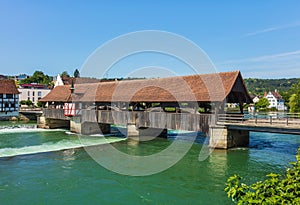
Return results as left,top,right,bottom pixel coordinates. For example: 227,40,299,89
0,137,126,158
65,131,77,135
0,125,65,134
0,128,66,134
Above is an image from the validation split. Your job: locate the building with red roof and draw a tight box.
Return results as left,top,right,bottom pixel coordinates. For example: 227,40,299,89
264,90,286,111
0,79,19,119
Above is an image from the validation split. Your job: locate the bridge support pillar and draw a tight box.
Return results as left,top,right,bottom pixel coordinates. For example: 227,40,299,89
37,116,47,128
81,122,111,135
77,122,111,135
70,117,110,135
139,127,168,140
127,124,168,141
70,117,81,133
37,116,70,129
127,123,139,137
98,123,111,135
209,126,249,149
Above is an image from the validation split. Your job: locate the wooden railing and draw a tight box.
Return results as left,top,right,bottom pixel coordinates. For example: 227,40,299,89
217,113,300,127
217,114,245,123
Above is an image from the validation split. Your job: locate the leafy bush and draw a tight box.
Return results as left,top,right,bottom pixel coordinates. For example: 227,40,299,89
225,148,300,204
20,100,27,105
20,100,33,106
255,98,270,110
36,101,43,108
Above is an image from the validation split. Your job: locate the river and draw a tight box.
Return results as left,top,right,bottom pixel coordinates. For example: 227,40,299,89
0,122,299,204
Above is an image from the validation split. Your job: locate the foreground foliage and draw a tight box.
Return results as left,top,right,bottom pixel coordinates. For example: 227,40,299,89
225,148,300,204
289,94,300,113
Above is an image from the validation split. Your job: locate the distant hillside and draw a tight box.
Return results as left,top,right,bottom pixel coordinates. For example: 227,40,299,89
244,78,300,96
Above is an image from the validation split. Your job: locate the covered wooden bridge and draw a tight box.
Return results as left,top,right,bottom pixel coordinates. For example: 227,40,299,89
38,71,252,149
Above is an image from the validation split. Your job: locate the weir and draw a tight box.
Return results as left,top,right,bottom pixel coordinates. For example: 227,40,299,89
0,126,126,158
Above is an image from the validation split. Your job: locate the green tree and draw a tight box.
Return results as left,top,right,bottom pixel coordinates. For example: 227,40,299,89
289,94,300,113
288,80,300,113
225,147,300,204
255,98,270,110
20,100,27,105
74,69,80,78
290,80,300,93
61,71,70,78
244,78,299,97
14,80,19,88
20,71,52,85
36,101,43,108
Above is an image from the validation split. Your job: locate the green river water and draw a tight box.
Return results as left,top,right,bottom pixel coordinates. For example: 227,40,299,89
0,122,299,204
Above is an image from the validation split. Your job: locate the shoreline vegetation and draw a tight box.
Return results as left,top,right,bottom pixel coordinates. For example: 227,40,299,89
245,78,300,113
225,147,300,204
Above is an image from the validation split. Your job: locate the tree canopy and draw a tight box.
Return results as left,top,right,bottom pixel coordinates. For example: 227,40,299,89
255,98,270,110
20,71,52,85
60,71,70,78
74,69,80,78
289,94,300,113
244,78,299,97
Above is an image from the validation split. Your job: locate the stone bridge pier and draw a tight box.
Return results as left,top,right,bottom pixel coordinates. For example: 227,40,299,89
70,117,111,135
209,125,249,149
127,123,168,141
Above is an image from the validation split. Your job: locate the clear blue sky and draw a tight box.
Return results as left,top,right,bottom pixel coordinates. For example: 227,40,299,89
0,0,300,78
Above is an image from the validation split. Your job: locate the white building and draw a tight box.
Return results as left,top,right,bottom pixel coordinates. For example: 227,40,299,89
252,96,261,104
18,84,51,106
0,79,19,119
54,74,64,87
264,90,286,111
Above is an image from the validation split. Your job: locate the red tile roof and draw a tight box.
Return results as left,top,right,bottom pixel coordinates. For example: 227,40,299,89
40,71,252,103
39,85,72,102
0,79,19,94
270,91,283,100
62,76,100,85
20,84,47,89
264,91,283,100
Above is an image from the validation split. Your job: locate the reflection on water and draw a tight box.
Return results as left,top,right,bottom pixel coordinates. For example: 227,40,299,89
207,149,230,177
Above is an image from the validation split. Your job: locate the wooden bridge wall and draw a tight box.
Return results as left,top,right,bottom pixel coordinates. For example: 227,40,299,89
44,109,211,133
44,109,69,120
95,111,211,133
